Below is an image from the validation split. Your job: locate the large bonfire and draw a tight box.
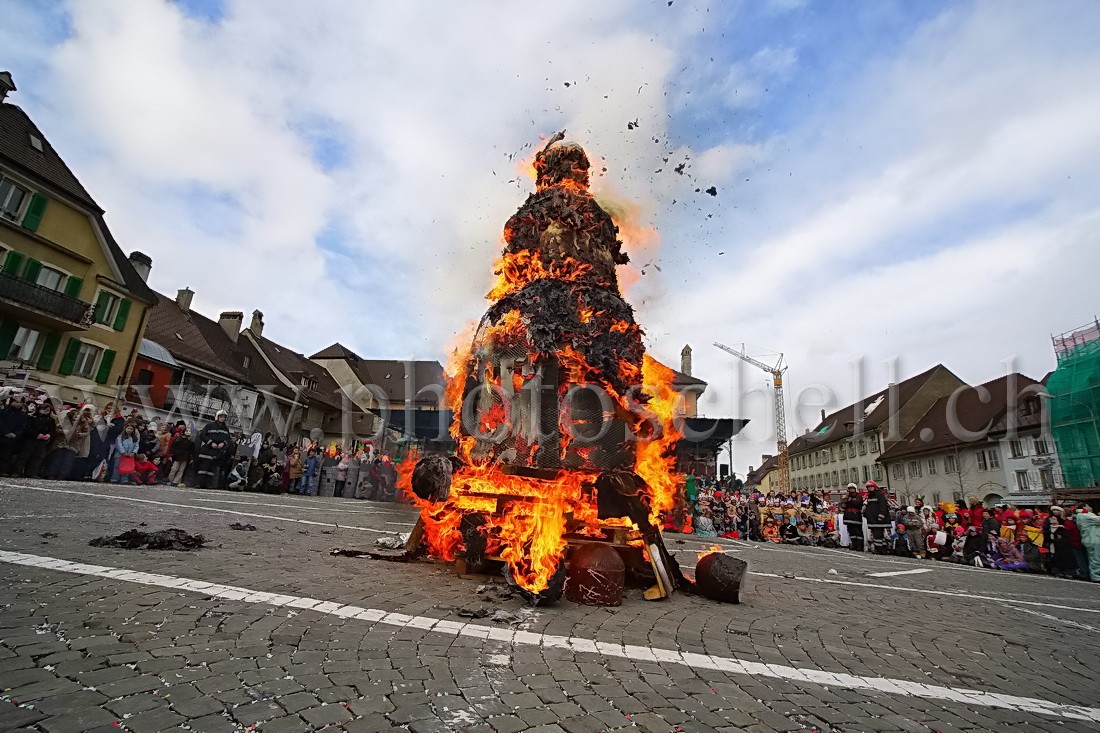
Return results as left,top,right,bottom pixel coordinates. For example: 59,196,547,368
399,137,687,603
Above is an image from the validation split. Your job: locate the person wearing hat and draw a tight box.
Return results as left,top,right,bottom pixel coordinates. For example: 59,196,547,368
841,484,865,551
862,480,891,554
195,410,231,489
902,505,923,557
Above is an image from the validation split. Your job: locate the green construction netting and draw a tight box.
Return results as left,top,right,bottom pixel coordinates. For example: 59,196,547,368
1047,334,1100,488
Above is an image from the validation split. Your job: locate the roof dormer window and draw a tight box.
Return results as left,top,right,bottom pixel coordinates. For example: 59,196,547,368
29,134,43,152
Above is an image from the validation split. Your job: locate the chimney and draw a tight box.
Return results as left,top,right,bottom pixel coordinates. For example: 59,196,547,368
821,408,827,423
219,311,243,343
0,72,15,103
250,310,264,338
680,344,692,376
175,288,194,311
128,251,152,282
763,454,773,462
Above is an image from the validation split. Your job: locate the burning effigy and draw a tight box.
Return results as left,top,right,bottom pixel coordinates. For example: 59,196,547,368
399,136,739,605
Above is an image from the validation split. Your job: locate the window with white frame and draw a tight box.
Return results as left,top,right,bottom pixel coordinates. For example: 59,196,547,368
988,449,1000,469
1009,439,1025,459
976,451,988,471
858,439,867,455
862,465,870,482
873,465,883,481
35,265,65,291
1015,470,1030,491
832,470,839,485
0,178,29,220
908,460,922,478
1040,468,1054,490
848,442,855,458
869,434,879,452
830,446,836,461
1034,437,1051,455
72,342,103,378
93,289,122,326
945,454,959,473
8,326,41,361
851,467,859,483
928,458,937,475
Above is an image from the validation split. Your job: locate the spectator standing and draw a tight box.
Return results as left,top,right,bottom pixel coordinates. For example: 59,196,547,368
17,401,55,477
334,453,350,498
168,427,194,486
841,484,864,552
1076,505,1100,582
301,449,320,496
195,411,231,489
863,480,891,554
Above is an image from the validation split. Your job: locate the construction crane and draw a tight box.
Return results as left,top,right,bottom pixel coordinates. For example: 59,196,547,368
713,342,790,494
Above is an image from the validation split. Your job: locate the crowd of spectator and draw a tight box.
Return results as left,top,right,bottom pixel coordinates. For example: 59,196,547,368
0,388,401,501
681,475,1100,582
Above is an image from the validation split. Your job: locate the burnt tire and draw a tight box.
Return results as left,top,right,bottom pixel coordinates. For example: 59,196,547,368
505,560,566,607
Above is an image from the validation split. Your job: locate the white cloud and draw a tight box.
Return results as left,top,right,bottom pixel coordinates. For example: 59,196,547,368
2,0,1097,482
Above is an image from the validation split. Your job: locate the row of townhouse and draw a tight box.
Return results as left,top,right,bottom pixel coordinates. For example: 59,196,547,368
126,287,448,444
786,363,1063,508
0,73,447,446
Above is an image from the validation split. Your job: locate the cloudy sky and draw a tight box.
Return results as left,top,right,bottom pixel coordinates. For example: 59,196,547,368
3,0,1099,476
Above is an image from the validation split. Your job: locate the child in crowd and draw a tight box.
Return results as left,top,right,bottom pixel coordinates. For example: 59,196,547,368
890,523,914,557
132,454,159,485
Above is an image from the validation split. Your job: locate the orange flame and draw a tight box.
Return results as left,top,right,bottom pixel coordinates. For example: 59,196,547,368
403,143,685,595
696,544,723,562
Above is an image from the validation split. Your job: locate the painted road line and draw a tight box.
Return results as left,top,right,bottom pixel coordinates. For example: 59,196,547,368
1,550,1097,724
1005,605,1100,633
751,571,1100,614
2,484,391,533
868,568,935,577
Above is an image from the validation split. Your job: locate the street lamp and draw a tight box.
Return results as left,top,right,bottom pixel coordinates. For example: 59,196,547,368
1038,392,1100,488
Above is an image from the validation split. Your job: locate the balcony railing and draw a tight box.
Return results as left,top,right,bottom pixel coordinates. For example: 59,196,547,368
0,271,93,326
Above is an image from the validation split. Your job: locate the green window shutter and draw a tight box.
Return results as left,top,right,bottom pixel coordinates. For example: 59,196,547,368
95,349,116,384
21,194,48,232
36,332,61,371
63,276,83,299
22,258,42,283
58,338,81,376
93,291,111,324
112,298,132,331
2,251,25,275
0,318,18,360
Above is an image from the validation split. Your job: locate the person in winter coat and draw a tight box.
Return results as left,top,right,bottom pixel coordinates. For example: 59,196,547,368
286,447,304,494
301,449,320,496
901,506,923,557
1075,505,1100,582
890,523,915,557
862,481,892,554
841,484,865,551
16,401,56,477
168,428,194,486
110,424,140,484
990,537,1029,571
334,453,350,497
43,406,90,480
0,393,29,475
195,411,231,489
1048,517,1080,578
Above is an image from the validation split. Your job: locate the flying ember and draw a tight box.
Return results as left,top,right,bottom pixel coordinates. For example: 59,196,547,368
401,135,690,605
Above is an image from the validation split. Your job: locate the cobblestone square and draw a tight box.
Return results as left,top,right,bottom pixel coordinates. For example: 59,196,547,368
2,480,1098,732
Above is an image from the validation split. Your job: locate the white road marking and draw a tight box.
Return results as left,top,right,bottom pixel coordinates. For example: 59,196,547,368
1005,605,1100,633
1,549,1097,725
3,484,390,533
867,568,935,578
751,571,1100,614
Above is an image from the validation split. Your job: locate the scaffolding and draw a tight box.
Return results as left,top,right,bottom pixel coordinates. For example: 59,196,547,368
1046,318,1100,489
